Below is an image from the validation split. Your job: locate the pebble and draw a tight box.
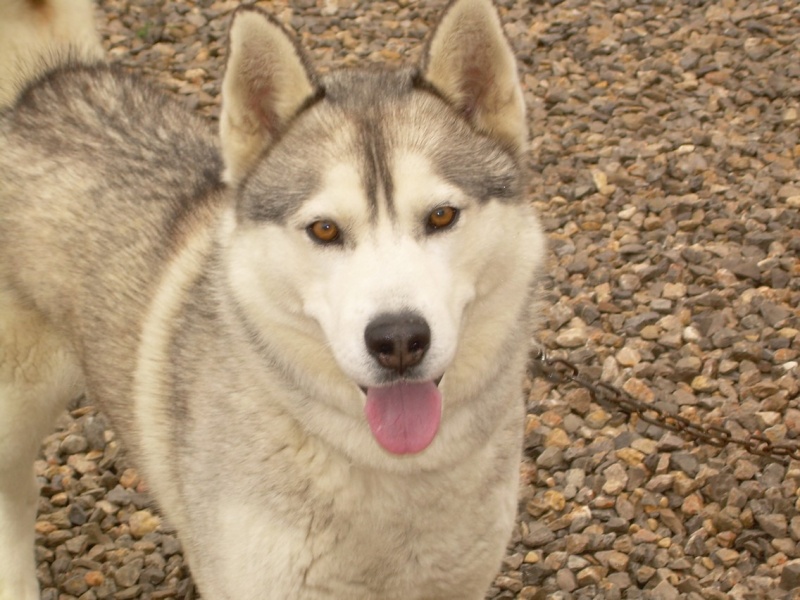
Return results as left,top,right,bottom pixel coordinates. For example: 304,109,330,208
615,347,641,367
128,510,161,539
114,559,144,588
555,327,588,349
757,514,788,539
780,560,800,590
602,463,628,495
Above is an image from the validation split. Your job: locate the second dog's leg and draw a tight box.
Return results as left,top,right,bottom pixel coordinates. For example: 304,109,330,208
0,292,83,600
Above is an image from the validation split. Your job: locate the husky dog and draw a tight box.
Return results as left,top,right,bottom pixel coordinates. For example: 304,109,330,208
0,0,545,598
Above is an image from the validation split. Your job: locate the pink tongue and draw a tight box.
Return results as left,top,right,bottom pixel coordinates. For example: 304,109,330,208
364,381,442,455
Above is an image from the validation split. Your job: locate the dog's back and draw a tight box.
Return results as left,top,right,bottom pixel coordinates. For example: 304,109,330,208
0,59,227,406
0,5,224,599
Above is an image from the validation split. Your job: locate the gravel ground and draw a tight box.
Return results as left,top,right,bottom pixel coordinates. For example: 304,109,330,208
33,0,800,599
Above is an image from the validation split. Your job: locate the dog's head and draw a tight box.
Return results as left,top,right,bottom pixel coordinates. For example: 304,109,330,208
220,0,543,461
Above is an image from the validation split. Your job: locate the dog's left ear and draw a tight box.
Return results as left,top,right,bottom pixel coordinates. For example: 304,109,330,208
220,7,318,184
422,0,526,156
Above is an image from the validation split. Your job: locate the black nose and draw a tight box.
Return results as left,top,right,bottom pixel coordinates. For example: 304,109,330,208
364,312,431,375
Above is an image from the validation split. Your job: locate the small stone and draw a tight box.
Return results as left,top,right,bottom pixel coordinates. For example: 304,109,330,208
631,438,658,455
675,357,702,379
568,505,592,531
565,468,586,489
641,325,661,341
673,472,698,496
780,559,800,590
756,514,788,538
523,551,540,564
585,409,611,429
64,534,89,554
622,378,654,403
544,551,568,571
616,347,641,367
682,493,704,515
576,565,607,587
662,283,687,300
773,538,796,556
670,452,699,476
734,460,759,480
682,326,702,343
565,533,590,554
62,574,89,596
545,428,571,449
651,579,680,600
67,454,97,474
556,327,588,348
556,568,578,592
631,528,658,544
68,503,88,526
715,548,740,567
46,508,72,529
659,509,686,536
106,485,133,506
566,554,589,570
645,474,673,493
760,302,791,327
114,559,143,588
494,575,523,593
711,328,738,348
729,260,761,282
591,169,616,196
756,411,781,428
706,472,737,503
524,522,556,548
616,447,644,467
685,530,708,556
85,571,105,587
650,298,672,313
120,468,141,489
128,510,161,539
603,463,629,495
657,433,685,451
691,375,717,393
545,490,566,511
60,434,89,455
596,550,629,571
615,496,635,521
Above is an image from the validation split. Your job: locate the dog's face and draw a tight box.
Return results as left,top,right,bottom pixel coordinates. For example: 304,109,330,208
220,1,542,459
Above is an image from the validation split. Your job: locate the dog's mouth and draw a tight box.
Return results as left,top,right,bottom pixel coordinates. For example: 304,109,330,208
361,378,443,455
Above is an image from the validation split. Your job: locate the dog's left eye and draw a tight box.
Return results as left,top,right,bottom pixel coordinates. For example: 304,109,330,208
427,206,459,232
307,220,341,244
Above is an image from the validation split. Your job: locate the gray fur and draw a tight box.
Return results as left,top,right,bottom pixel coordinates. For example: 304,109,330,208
240,67,523,226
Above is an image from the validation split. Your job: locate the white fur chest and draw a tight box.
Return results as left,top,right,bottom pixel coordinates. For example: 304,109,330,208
187,430,520,600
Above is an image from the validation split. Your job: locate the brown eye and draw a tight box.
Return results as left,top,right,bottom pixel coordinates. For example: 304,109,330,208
307,220,340,244
427,206,459,231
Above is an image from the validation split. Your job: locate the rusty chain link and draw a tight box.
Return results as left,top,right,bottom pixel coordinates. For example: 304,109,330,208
528,348,800,464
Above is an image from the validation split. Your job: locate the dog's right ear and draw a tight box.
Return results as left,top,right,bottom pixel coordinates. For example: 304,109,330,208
422,0,526,157
220,8,318,185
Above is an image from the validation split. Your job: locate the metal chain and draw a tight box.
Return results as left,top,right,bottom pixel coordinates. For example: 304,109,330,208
528,348,800,464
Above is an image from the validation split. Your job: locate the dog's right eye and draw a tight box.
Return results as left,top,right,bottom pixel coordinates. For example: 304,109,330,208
427,206,459,232
307,220,341,244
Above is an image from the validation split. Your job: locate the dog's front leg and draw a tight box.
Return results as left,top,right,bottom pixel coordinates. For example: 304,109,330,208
0,465,41,600
0,293,85,600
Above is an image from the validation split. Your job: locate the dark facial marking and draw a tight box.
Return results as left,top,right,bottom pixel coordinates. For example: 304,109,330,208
356,115,395,217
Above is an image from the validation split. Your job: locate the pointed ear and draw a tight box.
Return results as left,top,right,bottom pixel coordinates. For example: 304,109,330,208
422,0,526,156
220,8,318,184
